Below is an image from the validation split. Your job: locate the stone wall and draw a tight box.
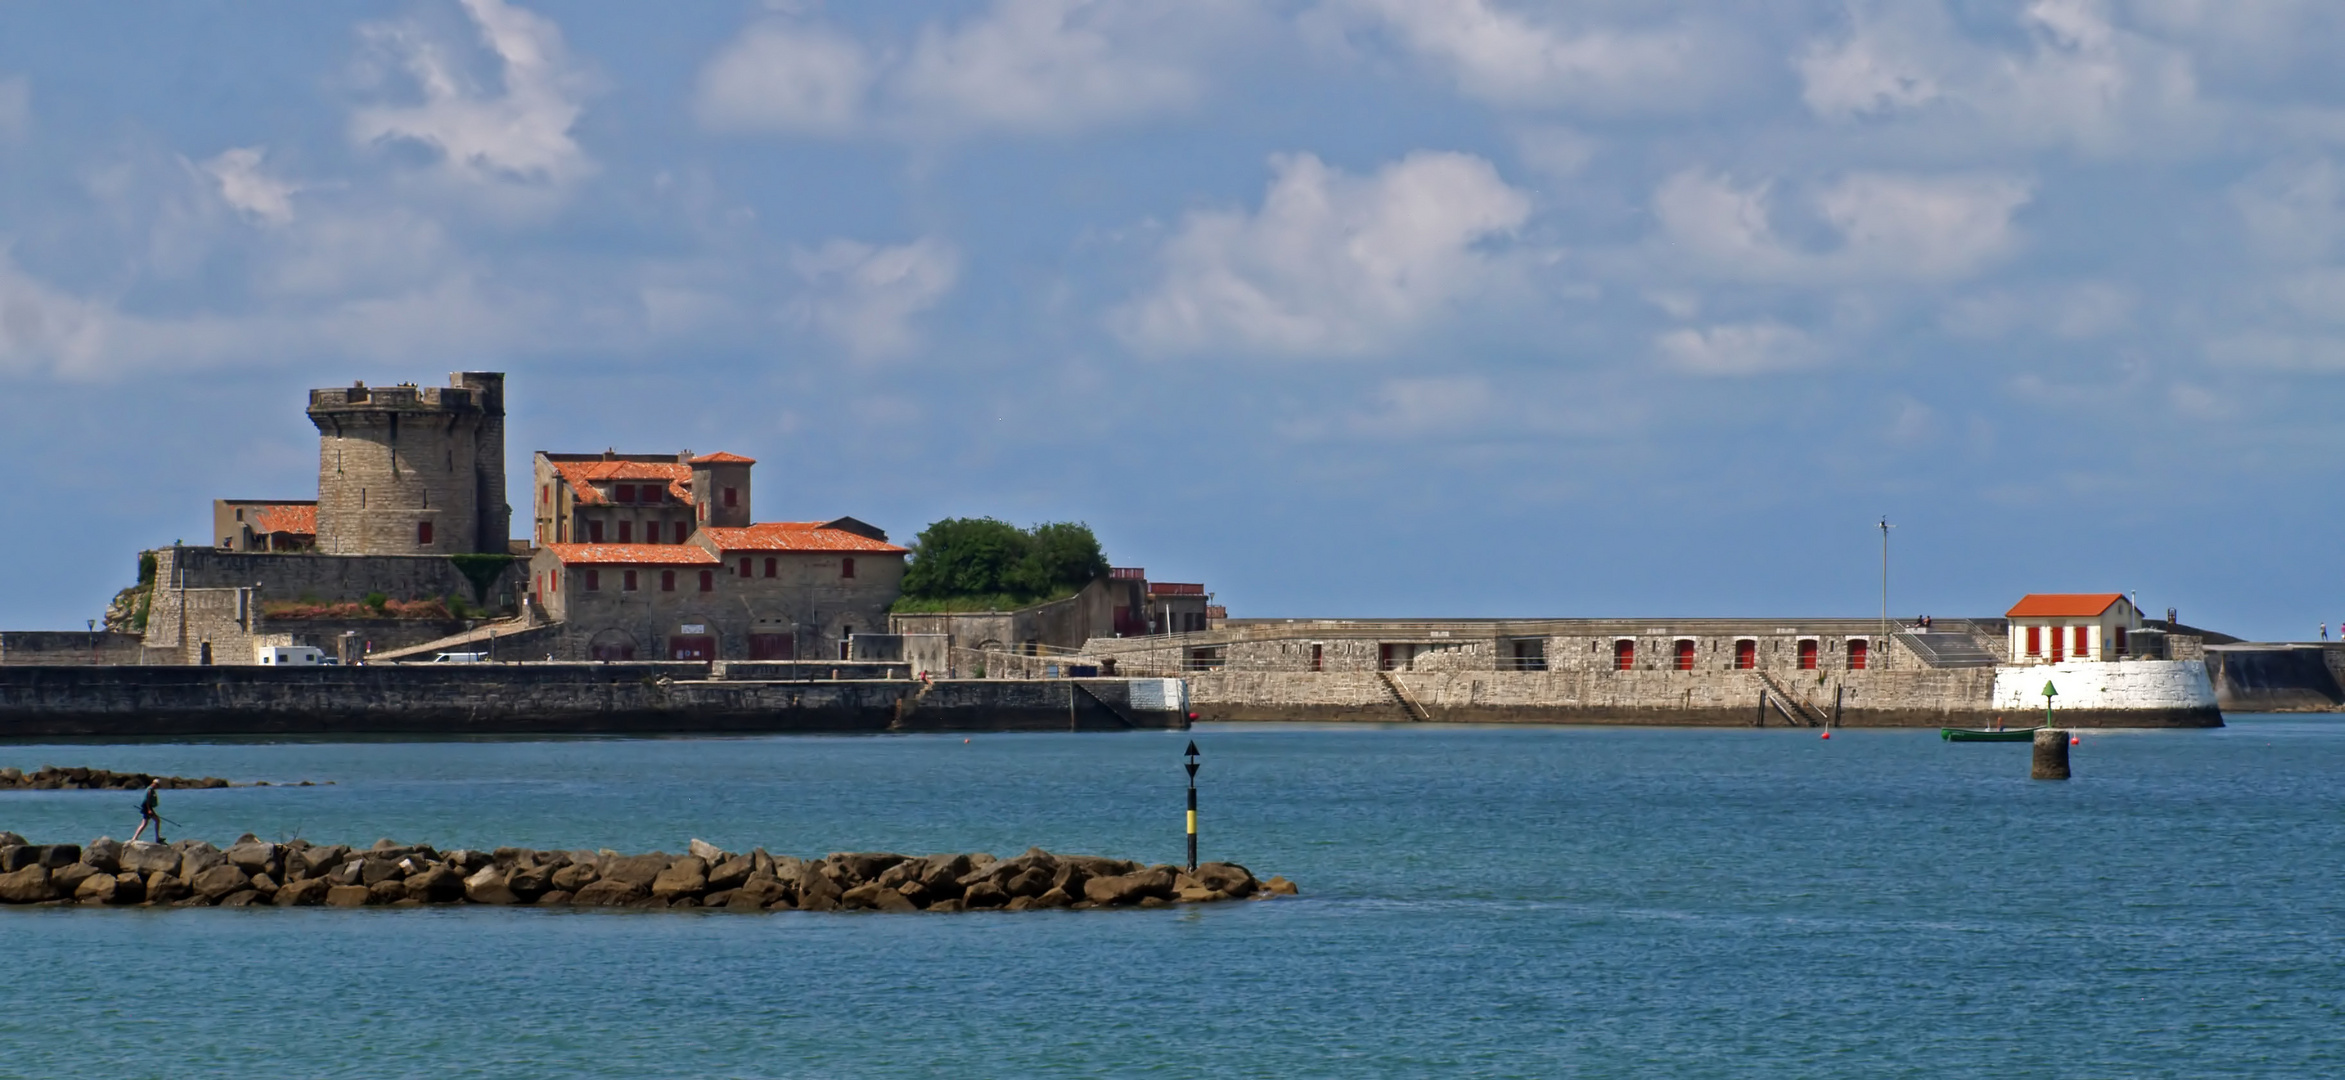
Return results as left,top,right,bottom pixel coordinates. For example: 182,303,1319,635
535,548,902,662
1187,667,2030,726
1989,659,2219,725
0,632,151,666
0,667,1189,736
140,547,523,665
888,578,1118,653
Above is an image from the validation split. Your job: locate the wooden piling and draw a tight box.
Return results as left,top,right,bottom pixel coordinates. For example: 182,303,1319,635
2032,728,2071,780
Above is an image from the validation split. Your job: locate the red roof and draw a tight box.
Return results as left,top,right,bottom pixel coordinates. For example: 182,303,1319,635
551,461,692,505
249,504,317,536
700,522,907,554
691,452,756,465
542,543,719,566
2006,593,2128,618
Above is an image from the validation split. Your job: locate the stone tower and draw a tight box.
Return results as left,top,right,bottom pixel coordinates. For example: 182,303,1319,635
307,373,509,556
690,452,755,528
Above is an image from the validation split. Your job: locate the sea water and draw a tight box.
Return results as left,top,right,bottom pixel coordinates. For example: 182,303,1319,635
1,718,2340,1078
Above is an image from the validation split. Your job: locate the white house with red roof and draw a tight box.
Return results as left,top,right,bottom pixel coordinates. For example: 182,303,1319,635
2004,593,2145,664
527,450,906,661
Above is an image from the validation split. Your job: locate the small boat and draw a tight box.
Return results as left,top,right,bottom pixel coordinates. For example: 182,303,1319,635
1941,726,2042,742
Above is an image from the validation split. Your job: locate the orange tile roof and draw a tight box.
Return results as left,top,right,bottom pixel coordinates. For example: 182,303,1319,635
691,451,756,464
2006,593,2128,618
551,460,692,505
542,543,719,566
701,522,907,554
249,504,317,536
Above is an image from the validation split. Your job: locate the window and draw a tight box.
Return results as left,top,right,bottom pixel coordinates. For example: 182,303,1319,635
673,522,688,544
617,521,633,543
1674,640,1696,670
1613,640,1635,670
764,558,777,578
2025,626,2041,656
417,521,433,546
841,557,856,579
585,569,599,591
588,520,604,543
1310,643,1323,672
739,557,752,577
1734,640,1756,670
1797,639,1819,670
660,570,676,592
2073,626,2089,657
622,570,638,591
724,486,737,508
616,484,636,503
641,486,661,504
699,570,713,592
1848,638,1869,670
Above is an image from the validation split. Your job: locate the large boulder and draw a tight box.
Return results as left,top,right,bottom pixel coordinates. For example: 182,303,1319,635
706,856,754,892
1081,867,1178,906
218,890,268,907
550,863,598,892
145,872,191,905
1263,876,1298,895
178,847,227,882
0,865,54,903
962,881,1008,909
1003,867,1053,899
650,857,709,900
571,878,649,906
190,864,252,900
688,838,726,863
326,860,366,887
404,865,465,903
50,863,100,896
274,878,331,906
118,841,179,877
600,853,671,888
872,887,919,913
324,885,372,907
82,837,122,873
463,867,520,905
1193,863,1258,897
366,880,408,905
286,845,349,881
828,852,905,886
359,858,405,886
0,846,37,873
728,876,790,910
38,844,82,869
795,866,842,911
225,841,281,877
1049,862,1092,898
507,864,556,900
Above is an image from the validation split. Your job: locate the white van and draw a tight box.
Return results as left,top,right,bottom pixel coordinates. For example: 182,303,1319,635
430,651,489,664
256,646,326,667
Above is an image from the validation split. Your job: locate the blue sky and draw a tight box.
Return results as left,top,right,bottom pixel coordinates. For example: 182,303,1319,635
4,0,2344,639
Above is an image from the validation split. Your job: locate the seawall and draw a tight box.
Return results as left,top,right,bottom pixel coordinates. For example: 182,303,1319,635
0,666,1189,738
1188,666,2220,727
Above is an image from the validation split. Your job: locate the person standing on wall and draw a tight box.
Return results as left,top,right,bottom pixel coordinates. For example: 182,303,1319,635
130,779,165,843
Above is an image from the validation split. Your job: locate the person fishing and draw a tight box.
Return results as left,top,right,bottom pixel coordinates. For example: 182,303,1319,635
130,779,165,843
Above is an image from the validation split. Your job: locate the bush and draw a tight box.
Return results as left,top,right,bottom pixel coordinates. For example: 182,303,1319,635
362,592,390,613
899,518,1107,607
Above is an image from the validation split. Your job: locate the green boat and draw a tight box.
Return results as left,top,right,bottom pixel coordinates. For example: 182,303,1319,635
1941,727,2042,742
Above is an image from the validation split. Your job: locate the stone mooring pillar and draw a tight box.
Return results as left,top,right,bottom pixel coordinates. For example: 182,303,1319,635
2032,728,2071,780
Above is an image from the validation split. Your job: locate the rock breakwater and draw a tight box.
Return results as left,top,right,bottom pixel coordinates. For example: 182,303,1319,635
0,834,1296,911
0,766,234,790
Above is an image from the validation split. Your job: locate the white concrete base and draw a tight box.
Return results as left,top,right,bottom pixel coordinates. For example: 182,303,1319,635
1992,659,2216,714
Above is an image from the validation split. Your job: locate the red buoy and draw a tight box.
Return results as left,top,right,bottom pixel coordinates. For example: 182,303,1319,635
1820,732,1831,740
2070,736,2080,745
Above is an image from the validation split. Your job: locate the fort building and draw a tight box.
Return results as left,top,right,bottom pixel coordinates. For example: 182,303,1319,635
211,500,317,553
307,373,509,556
2004,593,2144,664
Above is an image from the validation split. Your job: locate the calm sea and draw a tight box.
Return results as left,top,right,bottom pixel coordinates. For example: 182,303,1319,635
1,718,2340,1078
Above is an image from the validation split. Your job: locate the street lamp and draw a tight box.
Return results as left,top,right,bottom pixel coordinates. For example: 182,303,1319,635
1183,740,1200,872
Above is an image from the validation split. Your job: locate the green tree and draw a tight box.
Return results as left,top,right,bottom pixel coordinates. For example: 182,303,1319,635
901,518,1108,605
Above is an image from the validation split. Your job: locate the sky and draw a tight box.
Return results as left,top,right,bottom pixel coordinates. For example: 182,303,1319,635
3,0,2344,640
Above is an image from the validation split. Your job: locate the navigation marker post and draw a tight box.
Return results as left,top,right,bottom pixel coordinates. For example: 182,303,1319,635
2033,681,2070,780
1183,741,1200,872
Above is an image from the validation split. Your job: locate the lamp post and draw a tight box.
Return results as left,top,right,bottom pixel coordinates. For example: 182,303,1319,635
1878,518,1894,670
1183,740,1200,872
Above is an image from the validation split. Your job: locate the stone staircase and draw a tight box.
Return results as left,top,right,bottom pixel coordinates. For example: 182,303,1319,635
1896,632,2000,668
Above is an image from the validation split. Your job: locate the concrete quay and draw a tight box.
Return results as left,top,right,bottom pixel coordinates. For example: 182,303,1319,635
0,665,1191,738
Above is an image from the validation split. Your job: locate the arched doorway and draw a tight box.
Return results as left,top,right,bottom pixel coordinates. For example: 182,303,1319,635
588,628,638,662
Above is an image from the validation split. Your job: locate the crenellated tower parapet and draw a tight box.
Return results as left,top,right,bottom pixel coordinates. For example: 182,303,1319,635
307,373,508,555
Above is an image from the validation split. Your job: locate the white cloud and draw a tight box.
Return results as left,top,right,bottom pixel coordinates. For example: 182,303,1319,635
1115,151,1532,356
788,237,962,358
1653,170,2033,283
2232,158,2344,265
696,23,873,134
1654,321,1820,376
350,0,593,191
0,76,28,140
1797,0,2210,155
697,0,1225,139
1311,0,1740,113
199,147,301,226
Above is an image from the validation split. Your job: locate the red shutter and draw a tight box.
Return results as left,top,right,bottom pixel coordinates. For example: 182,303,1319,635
1613,640,1635,670
1848,639,1868,670
1674,640,1695,670
674,522,688,544
661,570,675,592
739,557,751,577
2025,626,2041,656
842,557,855,579
764,558,776,578
1797,640,1819,670
1734,640,1755,669
699,570,713,592
417,521,433,546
